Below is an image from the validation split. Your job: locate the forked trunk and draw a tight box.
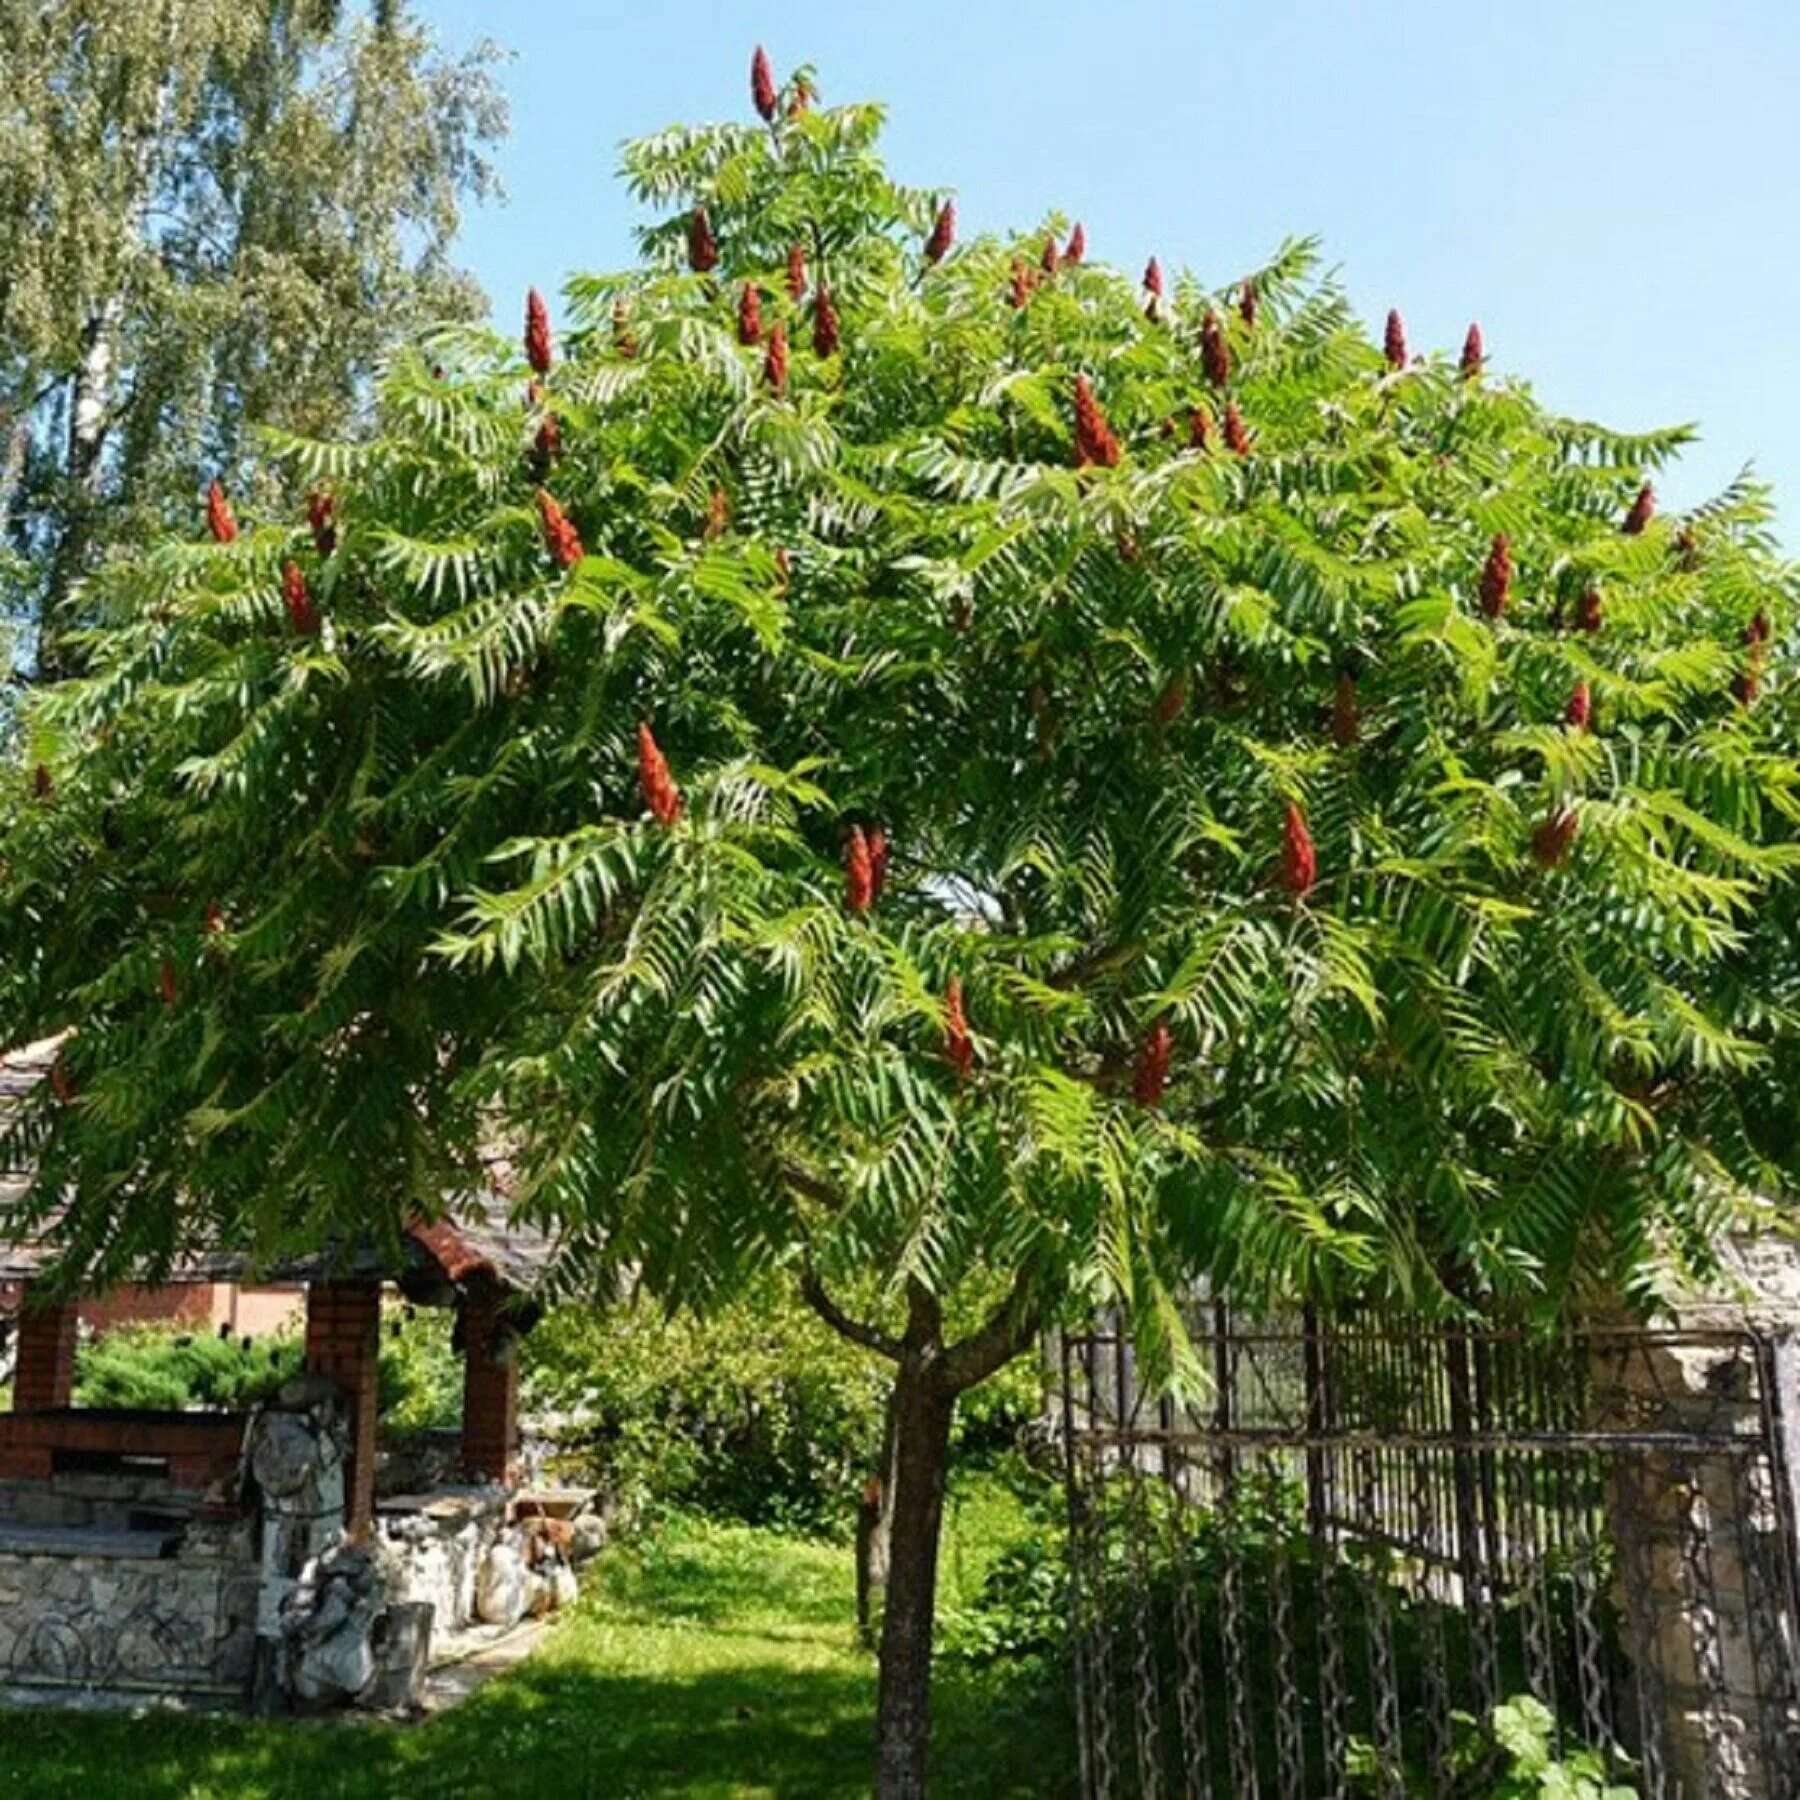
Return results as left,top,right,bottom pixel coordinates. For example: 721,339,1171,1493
873,1352,954,1799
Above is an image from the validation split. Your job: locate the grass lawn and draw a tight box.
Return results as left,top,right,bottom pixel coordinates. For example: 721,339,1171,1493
0,1481,1076,1799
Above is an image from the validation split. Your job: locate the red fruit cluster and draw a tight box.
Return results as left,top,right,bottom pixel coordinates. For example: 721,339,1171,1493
738,283,763,346
1736,612,1770,707
1144,257,1164,298
944,976,974,1079
1460,322,1484,376
1201,310,1230,387
844,825,876,914
31,763,51,798
533,411,563,467
786,242,807,302
1007,261,1036,309
1223,401,1251,456
281,560,319,636
1154,675,1187,724
205,902,227,936
866,825,890,900
1333,671,1360,747
765,321,790,394
1565,680,1591,730
1188,405,1212,451
1533,807,1579,867
687,208,719,274
536,489,584,568
812,285,840,358
1064,222,1086,263
1384,309,1408,370
1478,534,1512,619
612,298,638,359
773,544,792,589
751,45,779,121
637,723,682,825
49,1055,75,1103
1240,280,1259,327
705,487,730,540
159,958,180,1007
307,490,337,557
206,479,238,545
525,287,553,375
1040,235,1060,275
1280,803,1317,896
1575,586,1603,633
1072,376,1121,469
924,200,955,265
1622,483,1654,535
1133,1019,1173,1108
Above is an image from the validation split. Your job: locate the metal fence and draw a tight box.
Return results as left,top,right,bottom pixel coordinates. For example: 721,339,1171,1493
1058,1307,1800,1799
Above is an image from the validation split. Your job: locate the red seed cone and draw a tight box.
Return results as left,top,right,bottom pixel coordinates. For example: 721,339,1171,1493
1143,257,1164,298
1072,376,1121,469
1747,609,1772,646
764,321,789,394
612,298,638,359
1565,680,1592,730
787,73,814,116
944,976,973,1079
774,544,792,590
705,487,730,540
31,763,51,798
206,479,238,545
1478,533,1512,619
1384,308,1408,370
924,200,955,265
1223,401,1251,456
1188,405,1213,451
532,411,563,472
1460,321,1484,377
1064,222,1086,264
812,284,840,358
1575,586,1603,633
1239,280,1259,327
636,722,683,826
751,45,779,121
49,1056,75,1104
307,490,336,557
1280,802,1317,896
524,287,553,374
159,958,179,1007
1533,807,1580,867
1133,1020,1173,1108
1153,675,1187,724
1623,482,1655,535
281,560,318,635
1733,656,1764,709
536,489,584,568
786,242,807,302
1201,310,1230,387
737,283,763,346
844,826,875,914
867,826,890,899
1040,235,1060,275
1333,671,1360,747
1007,261,1035,309
687,208,719,274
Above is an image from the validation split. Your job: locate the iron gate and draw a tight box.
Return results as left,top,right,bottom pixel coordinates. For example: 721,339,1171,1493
1059,1309,1800,1799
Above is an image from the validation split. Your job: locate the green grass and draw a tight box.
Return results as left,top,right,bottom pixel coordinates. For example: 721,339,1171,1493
0,1485,1075,1798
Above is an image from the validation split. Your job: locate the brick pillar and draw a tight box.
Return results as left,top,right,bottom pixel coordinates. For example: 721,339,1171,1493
12,1284,77,1411
460,1284,519,1485
304,1279,381,1534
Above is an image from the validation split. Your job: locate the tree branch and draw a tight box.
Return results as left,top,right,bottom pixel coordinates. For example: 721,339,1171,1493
940,1264,1042,1394
800,1259,902,1362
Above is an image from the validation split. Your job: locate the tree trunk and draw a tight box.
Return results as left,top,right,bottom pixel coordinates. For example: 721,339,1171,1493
856,1381,899,1646
874,1349,954,1800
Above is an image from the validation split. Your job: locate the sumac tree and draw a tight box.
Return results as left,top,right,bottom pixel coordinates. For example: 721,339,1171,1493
3,49,1799,1797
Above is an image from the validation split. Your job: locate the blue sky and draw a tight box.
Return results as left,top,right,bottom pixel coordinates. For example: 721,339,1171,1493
420,1,1800,536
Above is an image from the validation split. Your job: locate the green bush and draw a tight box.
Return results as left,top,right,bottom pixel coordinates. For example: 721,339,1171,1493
522,1280,1043,1537
71,1303,463,1426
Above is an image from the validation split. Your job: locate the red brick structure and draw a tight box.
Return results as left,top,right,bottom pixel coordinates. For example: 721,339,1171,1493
10,1283,75,1411
460,1283,520,1484
303,1279,383,1533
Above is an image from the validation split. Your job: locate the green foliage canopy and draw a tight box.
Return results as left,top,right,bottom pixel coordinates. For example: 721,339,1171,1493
2,66,1798,1387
